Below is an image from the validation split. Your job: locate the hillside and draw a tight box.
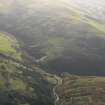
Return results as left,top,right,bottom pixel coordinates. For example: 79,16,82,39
0,0,105,105
57,75,105,105
0,54,56,105
1,32,105,105
0,32,58,105
0,0,105,74
0,32,21,60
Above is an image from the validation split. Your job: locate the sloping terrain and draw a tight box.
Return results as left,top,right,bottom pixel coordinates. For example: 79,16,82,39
57,75,105,105
0,32,58,105
0,32,21,60
0,0,105,74
0,0,105,104
0,55,56,105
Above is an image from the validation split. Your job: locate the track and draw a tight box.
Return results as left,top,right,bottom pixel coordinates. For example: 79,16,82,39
53,76,62,105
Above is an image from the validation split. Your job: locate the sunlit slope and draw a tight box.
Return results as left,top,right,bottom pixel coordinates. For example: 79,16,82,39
57,0,105,34
0,0,105,34
70,11,105,34
71,13,105,34
0,33,21,60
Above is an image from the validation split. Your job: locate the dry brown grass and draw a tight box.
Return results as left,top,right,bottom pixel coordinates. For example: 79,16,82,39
57,75,105,105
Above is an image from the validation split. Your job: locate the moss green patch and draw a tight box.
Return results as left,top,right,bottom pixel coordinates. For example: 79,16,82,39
0,80,5,88
84,18,105,33
0,33,21,60
10,79,27,91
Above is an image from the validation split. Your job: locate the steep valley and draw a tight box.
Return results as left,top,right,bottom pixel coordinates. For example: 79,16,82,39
0,0,105,105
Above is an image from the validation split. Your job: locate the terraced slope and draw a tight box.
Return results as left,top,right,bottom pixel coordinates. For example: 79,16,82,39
57,75,105,105
0,32,21,60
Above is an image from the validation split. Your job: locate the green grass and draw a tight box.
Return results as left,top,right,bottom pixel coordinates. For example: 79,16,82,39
83,18,105,33
63,2,105,35
72,13,105,34
0,80,5,88
0,33,21,60
10,79,27,91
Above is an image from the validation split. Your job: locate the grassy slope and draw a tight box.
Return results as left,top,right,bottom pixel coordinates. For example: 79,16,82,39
0,59,54,105
0,32,56,105
57,75,105,105
0,32,21,60
61,0,105,34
